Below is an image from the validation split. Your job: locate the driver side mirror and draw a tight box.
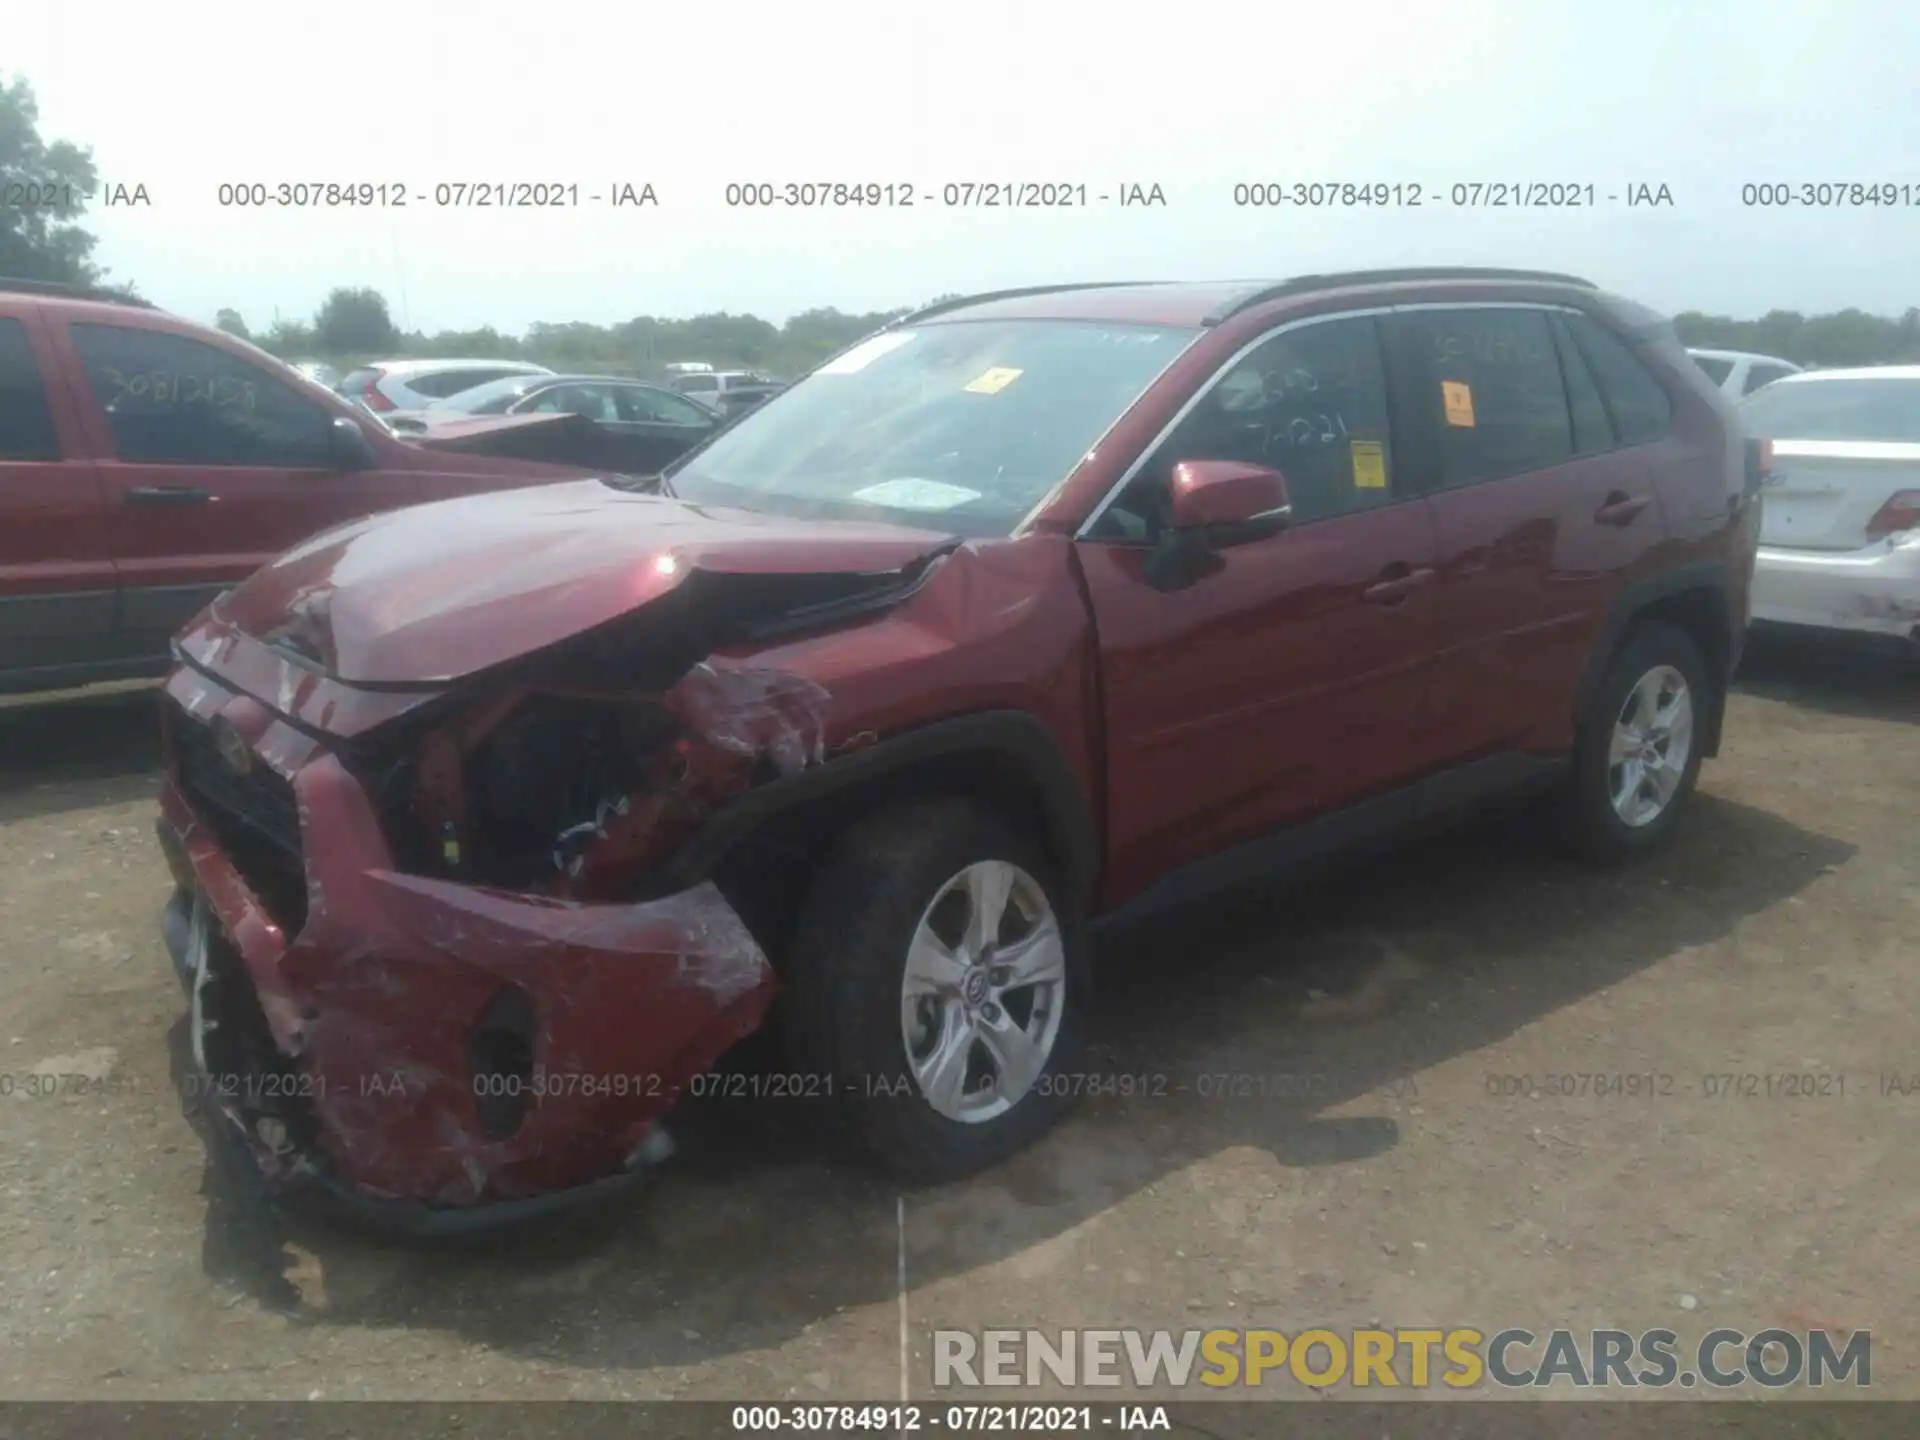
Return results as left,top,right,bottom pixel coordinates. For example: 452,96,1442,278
1168,459,1292,543
328,415,380,470
1144,459,1292,592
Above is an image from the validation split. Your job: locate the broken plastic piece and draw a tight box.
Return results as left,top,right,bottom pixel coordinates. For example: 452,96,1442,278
667,662,831,776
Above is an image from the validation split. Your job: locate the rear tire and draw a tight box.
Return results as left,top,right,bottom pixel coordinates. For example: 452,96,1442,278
783,797,1090,1184
1560,622,1711,862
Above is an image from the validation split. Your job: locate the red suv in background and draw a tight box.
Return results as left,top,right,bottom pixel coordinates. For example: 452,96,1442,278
154,268,1760,1235
0,279,592,696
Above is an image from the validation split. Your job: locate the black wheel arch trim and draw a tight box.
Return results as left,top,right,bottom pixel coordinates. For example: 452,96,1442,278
1575,559,1738,757
655,709,1101,906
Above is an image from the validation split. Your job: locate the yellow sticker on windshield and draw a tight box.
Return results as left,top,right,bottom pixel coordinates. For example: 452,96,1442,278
1442,380,1476,427
1351,439,1387,489
964,366,1024,395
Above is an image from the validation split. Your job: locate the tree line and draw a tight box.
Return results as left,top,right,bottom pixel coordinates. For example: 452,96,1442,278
215,288,936,381
222,290,1920,382
6,74,1919,376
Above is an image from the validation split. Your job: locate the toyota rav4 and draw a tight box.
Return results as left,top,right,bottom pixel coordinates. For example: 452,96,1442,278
154,269,1760,1234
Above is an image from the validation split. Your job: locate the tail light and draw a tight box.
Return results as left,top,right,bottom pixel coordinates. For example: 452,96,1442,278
1865,490,1920,540
1742,436,1773,497
359,371,395,412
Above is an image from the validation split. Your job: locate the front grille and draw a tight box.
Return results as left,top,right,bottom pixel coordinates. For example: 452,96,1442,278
169,705,310,935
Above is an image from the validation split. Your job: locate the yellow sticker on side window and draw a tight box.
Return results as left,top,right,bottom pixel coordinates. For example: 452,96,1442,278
1442,380,1476,427
1350,439,1388,489
963,366,1024,395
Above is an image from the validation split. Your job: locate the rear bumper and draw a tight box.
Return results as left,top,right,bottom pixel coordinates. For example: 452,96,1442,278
154,660,780,1235
1750,537,1920,641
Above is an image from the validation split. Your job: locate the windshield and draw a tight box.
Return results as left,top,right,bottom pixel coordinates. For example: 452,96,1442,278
431,373,549,414
1739,376,1920,442
1691,354,1734,385
666,319,1198,536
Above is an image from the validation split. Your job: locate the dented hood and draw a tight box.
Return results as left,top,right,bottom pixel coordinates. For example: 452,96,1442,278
211,478,955,685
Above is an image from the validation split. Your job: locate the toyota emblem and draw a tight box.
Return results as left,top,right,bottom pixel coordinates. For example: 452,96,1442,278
215,723,253,776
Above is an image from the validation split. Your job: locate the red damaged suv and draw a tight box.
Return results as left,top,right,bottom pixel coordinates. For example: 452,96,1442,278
156,269,1760,1233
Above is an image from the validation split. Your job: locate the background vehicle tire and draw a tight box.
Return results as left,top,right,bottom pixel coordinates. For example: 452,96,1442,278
783,797,1091,1183
1561,621,1712,862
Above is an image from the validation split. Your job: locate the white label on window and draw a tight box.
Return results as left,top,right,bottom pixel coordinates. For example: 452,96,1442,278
817,332,916,375
851,478,983,510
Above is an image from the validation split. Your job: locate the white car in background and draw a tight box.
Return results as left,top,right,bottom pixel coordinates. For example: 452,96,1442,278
1739,366,1920,651
1689,347,1801,398
336,358,554,415
286,359,341,390
668,368,779,407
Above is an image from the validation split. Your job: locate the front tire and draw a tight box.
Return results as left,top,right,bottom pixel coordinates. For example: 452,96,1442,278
784,797,1090,1183
1561,622,1711,861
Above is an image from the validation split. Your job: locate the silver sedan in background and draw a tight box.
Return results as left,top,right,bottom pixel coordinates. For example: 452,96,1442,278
1741,366,1920,654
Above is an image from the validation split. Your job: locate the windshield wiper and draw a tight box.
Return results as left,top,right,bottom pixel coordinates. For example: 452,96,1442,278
603,471,675,496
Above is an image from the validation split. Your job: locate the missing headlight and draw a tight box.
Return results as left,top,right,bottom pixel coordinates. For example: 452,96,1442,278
465,697,682,888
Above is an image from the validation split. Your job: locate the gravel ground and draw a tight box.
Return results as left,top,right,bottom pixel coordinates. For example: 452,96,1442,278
0,630,1915,1411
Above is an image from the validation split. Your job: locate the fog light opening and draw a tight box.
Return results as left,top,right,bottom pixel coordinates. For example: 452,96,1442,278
468,984,538,1141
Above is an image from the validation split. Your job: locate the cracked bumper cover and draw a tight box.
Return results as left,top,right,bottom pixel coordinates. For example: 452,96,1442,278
1751,536,1920,640
155,689,777,1235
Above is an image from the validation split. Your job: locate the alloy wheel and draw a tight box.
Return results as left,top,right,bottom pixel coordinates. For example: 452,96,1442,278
899,860,1066,1124
1608,664,1695,827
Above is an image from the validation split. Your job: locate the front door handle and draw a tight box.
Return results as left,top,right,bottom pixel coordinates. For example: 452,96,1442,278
1594,491,1652,526
1361,565,1436,605
125,486,213,506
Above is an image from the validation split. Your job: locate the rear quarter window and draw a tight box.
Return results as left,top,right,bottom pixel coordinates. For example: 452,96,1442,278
1691,355,1735,386
407,368,527,398
1743,363,1794,395
1567,314,1673,445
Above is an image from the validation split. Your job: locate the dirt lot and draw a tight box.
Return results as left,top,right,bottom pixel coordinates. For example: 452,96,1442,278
0,630,1915,1409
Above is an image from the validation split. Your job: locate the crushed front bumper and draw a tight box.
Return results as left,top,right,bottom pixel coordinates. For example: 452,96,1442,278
1751,536,1920,642
155,663,778,1237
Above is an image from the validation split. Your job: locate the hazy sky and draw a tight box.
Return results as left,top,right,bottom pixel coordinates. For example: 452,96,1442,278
10,0,1916,333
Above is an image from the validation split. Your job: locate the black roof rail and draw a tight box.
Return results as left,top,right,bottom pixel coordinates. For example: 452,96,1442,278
891,281,1163,328
0,276,153,307
1203,267,1597,324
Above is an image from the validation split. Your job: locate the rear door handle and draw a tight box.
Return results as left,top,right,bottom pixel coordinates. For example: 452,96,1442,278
1594,491,1652,526
1361,565,1436,605
125,486,213,506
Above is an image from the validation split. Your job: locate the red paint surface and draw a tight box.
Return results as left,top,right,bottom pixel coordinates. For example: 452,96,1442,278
150,277,1754,1213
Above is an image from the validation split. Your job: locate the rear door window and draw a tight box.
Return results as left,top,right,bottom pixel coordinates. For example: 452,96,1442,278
616,386,714,425
526,383,618,420
69,323,335,467
0,317,62,461
1385,307,1574,490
